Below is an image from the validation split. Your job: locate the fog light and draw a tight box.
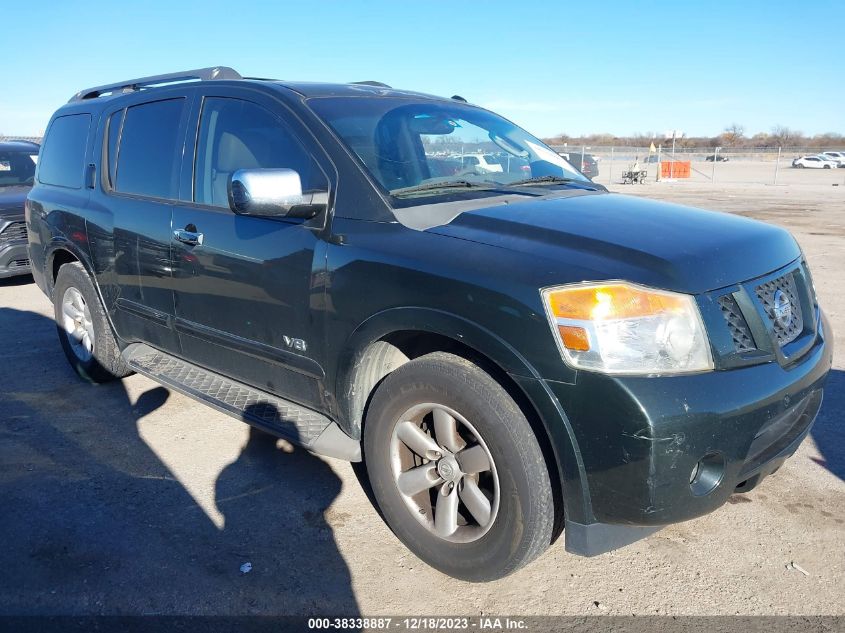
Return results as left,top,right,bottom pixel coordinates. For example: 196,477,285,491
689,452,725,496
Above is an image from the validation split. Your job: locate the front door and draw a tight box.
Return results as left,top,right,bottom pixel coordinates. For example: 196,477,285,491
169,93,332,412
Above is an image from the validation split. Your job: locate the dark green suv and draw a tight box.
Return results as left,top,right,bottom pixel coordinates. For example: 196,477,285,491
26,67,832,582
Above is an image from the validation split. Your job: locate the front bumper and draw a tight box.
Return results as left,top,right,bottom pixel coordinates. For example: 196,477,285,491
530,308,832,554
0,240,31,278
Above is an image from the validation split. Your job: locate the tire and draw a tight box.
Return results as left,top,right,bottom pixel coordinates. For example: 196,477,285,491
823,165,831,169
53,262,132,383
797,164,805,168
363,352,554,581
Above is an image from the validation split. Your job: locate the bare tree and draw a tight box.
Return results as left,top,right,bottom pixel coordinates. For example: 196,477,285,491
770,125,802,147
721,123,745,146
539,125,845,149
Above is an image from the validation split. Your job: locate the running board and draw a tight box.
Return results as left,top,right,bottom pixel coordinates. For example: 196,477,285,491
122,343,361,461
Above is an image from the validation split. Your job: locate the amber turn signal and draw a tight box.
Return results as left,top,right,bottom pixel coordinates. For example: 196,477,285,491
547,283,689,321
558,325,590,351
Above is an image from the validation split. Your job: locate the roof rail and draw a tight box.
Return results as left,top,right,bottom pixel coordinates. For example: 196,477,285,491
351,80,392,89
451,95,468,103
1,138,40,146
69,66,242,102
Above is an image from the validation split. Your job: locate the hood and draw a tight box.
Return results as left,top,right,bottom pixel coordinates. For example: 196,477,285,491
0,186,29,217
426,192,800,294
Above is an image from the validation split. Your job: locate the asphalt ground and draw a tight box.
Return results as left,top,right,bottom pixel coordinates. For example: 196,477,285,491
0,180,843,617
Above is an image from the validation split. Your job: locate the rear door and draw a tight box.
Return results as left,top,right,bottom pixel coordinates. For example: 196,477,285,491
169,88,334,412
90,95,189,352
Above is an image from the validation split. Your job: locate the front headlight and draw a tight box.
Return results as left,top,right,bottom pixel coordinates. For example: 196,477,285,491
541,282,713,375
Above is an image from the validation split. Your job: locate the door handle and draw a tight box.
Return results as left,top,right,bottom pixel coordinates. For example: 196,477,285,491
174,228,203,246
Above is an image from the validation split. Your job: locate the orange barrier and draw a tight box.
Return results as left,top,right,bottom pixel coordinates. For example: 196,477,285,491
660,161,690,178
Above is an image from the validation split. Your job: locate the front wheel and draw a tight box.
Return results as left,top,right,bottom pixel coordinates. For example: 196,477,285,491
363,352,554,581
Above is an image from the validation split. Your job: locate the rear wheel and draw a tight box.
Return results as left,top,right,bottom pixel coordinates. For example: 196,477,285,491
363,352,554,581
53,262,131,382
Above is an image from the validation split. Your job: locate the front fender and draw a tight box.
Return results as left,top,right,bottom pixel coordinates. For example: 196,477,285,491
335,306,594,525
342,306,542,383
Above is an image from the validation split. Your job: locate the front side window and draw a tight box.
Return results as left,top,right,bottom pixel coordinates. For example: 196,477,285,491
0,147,39,188
38,114,91,188
194,97,326,208
114,98,185,199
307,96,589,204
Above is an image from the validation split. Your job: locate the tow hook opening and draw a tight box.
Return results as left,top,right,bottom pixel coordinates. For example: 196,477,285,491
690,452,725,496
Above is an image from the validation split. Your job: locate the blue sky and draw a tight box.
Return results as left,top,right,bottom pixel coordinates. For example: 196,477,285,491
2,1,843,138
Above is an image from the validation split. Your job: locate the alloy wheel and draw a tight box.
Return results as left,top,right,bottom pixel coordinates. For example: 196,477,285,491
389,402,499,543
61,286,94,362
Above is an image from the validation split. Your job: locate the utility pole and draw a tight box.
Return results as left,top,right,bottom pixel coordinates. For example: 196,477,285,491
656,144,662,182
670,131,676,179
609,146,614,183
711,147,720,183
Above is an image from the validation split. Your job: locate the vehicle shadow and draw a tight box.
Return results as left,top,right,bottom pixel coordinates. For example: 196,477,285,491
0,273,34,287
809,368,845,482
0,306,359,617
215,407,360,614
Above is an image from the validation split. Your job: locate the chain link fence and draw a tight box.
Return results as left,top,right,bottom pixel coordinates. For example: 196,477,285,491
551,145,845,187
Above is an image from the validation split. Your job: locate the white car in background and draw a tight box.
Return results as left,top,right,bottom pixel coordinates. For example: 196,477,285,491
460,154,504,174
820,151,845,167
792,155,838,169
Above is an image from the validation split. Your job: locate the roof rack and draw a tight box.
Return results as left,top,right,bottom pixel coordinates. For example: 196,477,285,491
351,80,392,89
69,66,242,102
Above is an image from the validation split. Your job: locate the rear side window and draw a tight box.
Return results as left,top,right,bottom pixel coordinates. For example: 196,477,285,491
115,98,185,199
38,113,91,188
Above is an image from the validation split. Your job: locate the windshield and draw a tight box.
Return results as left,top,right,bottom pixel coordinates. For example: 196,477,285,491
307,97,590,201
0,148,39,187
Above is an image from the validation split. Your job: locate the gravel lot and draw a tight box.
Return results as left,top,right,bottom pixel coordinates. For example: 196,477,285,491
1,179,843,617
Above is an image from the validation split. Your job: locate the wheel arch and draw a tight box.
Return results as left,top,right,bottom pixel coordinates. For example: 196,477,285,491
337,308,540,434
45,239,93,298
45,240,123,350
337,307,589,535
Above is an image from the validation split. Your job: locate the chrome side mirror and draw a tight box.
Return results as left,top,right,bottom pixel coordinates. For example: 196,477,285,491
228,168,327,218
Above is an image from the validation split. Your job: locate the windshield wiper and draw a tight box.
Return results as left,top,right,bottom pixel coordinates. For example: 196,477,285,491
390,180,504,197
507,175,595,187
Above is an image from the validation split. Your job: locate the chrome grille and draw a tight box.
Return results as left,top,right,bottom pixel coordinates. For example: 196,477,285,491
0,221,28,243
756,271,803,346
718,295,755,352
